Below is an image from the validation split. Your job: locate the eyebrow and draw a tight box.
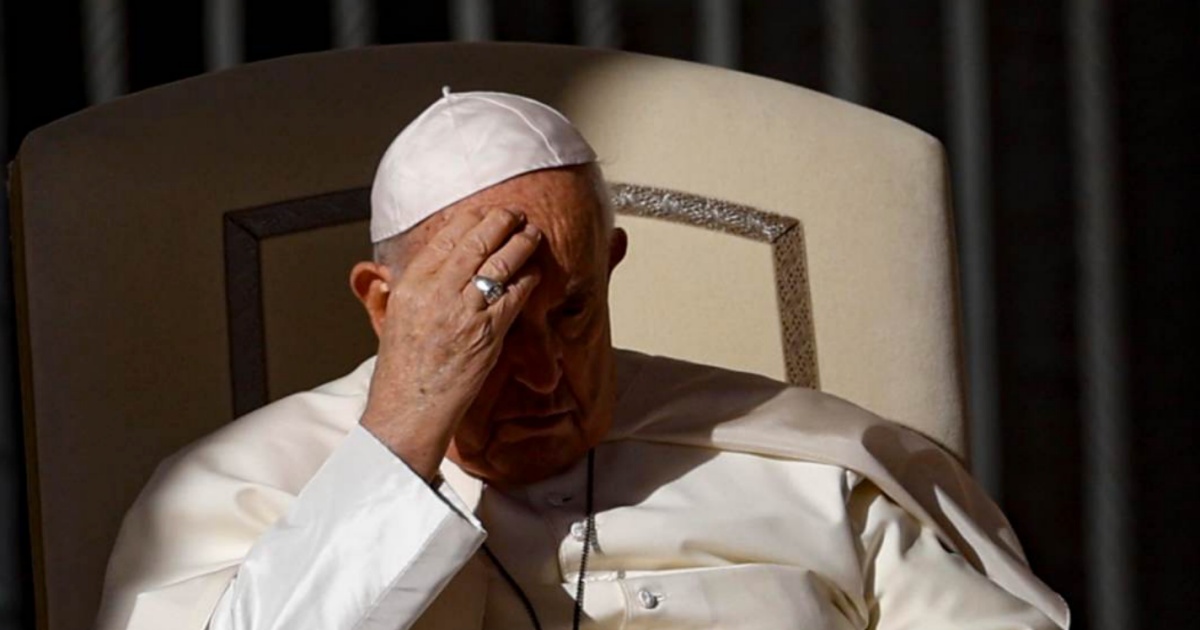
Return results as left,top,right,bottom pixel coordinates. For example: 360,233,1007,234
563,278,598,299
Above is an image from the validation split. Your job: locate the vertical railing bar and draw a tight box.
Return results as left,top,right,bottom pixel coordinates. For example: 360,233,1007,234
698,0,740,69
205,0,243,72
333,0,375,49
82,0,128,104
1,2,7,157
1067,1,1133,628
451,0,494,42
944,0,1001,498
575,0,621,49
0,9,24,624
822,0,866,103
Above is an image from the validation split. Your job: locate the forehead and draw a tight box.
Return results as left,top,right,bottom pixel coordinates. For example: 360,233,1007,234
428,167,607,288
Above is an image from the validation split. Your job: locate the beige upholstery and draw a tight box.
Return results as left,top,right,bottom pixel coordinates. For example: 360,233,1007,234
10,43,965,630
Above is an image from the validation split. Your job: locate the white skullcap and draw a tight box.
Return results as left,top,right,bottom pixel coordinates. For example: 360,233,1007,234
370,88,597,243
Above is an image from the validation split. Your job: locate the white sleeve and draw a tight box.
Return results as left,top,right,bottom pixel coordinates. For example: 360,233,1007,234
852,479,1063,630
206,424,486,630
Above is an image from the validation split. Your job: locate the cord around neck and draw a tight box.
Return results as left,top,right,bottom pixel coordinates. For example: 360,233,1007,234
482,449,597,630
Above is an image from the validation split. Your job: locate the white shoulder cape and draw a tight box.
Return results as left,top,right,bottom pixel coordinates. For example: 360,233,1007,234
96,350,1069,629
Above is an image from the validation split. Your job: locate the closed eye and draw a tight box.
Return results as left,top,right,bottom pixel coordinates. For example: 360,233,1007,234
559,297,589,318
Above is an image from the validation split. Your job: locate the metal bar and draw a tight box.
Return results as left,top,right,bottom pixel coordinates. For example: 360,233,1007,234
0,181,28,630
1067,1,1133,628
1,9,30,621
82,0,128,104
205,0,243,72
451,0,493,42
822,0,865,103
0,11,28,622
1,93,26,630
698,0,740,68
944,0,1001,498
575,0,621,49
333,0,375,49
1,1,7,158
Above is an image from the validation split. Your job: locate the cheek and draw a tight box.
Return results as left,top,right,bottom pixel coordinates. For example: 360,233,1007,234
452,371,508,454
564,321,615,408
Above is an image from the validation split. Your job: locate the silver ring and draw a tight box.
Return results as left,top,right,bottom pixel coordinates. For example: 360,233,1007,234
471,275,507,305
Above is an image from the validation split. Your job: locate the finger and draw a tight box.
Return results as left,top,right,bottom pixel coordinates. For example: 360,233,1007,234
462,222,543,309
406,209,506,275
486,267,542,332
436,208,527,283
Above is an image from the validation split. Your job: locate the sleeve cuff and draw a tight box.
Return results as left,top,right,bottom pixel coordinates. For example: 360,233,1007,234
222,425,486,630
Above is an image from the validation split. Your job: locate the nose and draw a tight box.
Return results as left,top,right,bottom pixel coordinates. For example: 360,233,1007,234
506,319,564,395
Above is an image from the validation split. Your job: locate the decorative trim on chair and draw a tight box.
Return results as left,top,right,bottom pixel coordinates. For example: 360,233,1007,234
222,184,816,416
611,184,818,388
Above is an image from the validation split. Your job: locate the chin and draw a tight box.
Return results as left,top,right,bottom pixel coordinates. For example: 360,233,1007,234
499,439,588,484
452,409,612,485
483,436,587,485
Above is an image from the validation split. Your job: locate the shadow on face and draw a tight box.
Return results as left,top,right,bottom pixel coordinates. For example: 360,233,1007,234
420,166,628,484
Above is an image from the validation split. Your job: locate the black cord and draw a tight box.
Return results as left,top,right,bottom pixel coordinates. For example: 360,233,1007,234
572,450,596,630
481,543,544,630
481,448,596,630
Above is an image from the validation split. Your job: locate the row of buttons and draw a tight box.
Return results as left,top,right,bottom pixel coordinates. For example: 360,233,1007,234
637,589,662,610
547,494,663,613
569,520,588,542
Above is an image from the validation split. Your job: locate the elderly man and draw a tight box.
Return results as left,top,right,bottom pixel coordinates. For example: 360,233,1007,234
97,90,1069,630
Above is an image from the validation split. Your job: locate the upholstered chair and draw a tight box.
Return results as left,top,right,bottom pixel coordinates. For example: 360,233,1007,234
9,42,963,630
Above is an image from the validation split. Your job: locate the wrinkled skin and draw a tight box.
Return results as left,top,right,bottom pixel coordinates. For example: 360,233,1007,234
351,166,627,485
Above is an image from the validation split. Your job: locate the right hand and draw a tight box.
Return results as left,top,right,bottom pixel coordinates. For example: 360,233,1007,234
361,208,543,480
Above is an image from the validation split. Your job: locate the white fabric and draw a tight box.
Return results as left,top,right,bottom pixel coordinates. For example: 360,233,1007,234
96,351,1070,629
370,89,597,242
209,426,485,629
210,430,1060,630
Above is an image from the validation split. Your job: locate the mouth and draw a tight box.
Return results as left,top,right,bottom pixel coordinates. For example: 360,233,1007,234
502,409,575,431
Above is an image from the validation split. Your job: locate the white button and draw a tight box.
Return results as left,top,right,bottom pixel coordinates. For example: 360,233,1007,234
569,521,588,541
637,589,661,610
545,492,573,507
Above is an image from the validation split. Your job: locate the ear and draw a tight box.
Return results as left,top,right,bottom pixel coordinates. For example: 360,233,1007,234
349,261,393,338
607,227,628,277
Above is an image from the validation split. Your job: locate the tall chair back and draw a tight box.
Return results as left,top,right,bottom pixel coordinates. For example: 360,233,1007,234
9,43,964,630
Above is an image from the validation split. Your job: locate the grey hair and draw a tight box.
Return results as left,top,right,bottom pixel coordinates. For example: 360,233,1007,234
589,162,617,235
372,163,615,269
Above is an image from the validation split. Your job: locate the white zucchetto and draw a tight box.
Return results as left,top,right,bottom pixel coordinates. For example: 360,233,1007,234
369,88,597,243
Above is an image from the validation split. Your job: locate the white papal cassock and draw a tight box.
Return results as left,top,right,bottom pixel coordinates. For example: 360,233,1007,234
95,350,1070,630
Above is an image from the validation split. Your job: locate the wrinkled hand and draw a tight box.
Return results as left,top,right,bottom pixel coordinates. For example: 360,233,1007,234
362,208,542,480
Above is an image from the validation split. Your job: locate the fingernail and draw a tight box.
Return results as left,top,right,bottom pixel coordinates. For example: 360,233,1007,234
524,223,541,239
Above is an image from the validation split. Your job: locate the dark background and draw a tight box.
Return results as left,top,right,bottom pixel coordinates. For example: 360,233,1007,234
1,1,1196,629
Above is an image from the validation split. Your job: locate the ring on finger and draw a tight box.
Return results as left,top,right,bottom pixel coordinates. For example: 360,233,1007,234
472,274,507,305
